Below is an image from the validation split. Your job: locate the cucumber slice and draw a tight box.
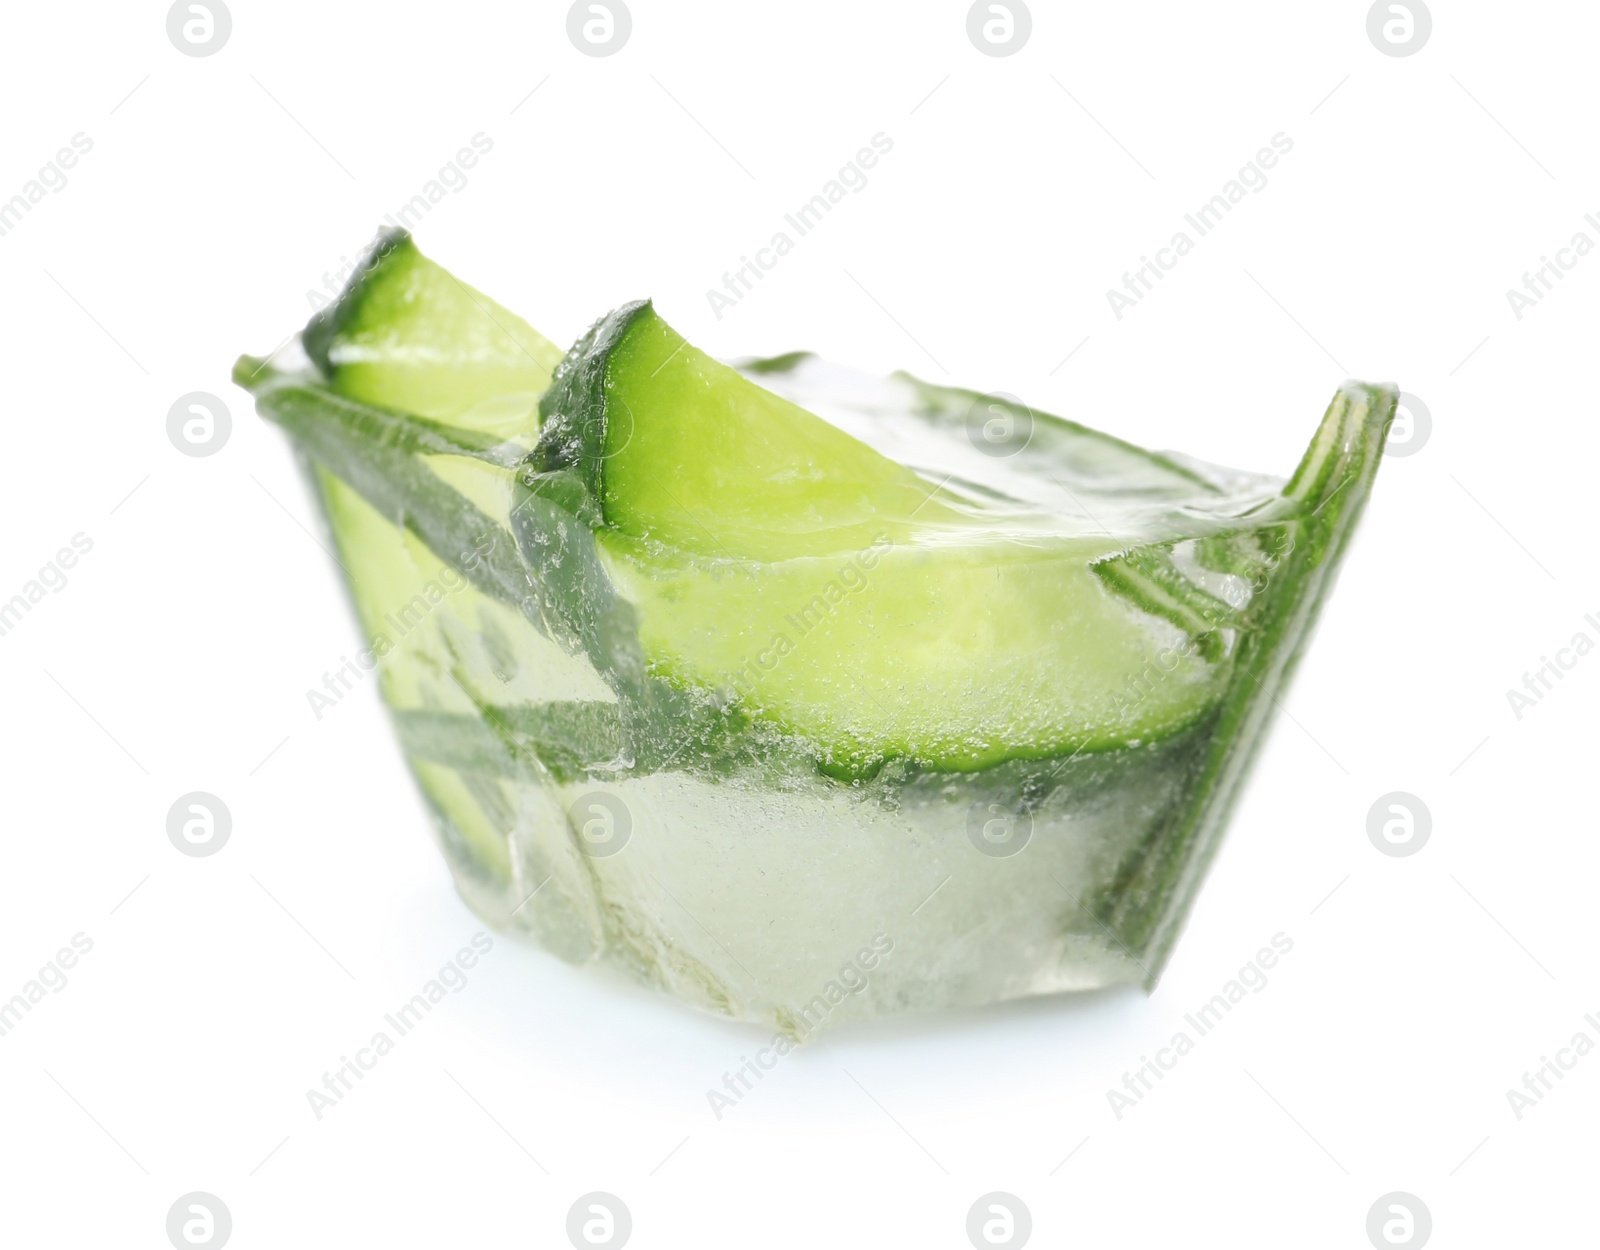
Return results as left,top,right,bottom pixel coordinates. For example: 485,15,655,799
533,303,1243,771
1097,382,1395,969
304,228,564,434
536,302,968,561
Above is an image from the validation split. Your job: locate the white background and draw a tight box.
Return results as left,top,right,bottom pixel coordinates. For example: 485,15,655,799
1,1,1595,1246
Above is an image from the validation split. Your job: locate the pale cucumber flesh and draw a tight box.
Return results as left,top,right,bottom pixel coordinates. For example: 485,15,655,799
304,228,564,433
